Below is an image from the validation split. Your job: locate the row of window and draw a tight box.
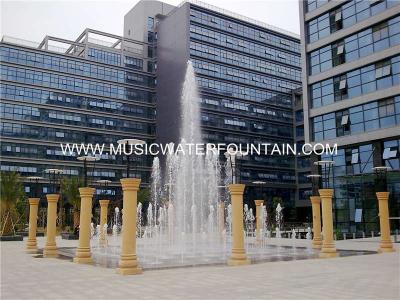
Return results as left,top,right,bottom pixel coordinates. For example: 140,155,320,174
0,122,154,144
197,76,292,107
201,112,293,137
193,59,300,94
1,143,150,166
309,16,400,75
1,103,155,134
189,8,300,53
189,24,300,67
311,55,400,108
307,0,398,43
306,0,329,13
1,65,155,103
0,163,150,182
0,47,152,86
200,96,293,123
0,84,155,119
313,96,400,141
190,41,301,82
87,48,143,70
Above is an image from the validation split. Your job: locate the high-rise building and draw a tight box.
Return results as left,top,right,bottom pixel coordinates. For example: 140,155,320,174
124,0,303,217
0,29,156,198
299,0,400,232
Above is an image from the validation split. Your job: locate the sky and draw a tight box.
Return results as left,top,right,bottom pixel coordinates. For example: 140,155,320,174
1,0,300,44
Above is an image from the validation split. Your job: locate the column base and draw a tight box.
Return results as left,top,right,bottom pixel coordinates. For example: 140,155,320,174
319,251,339,258
73,257,94,264
26,240,38,253
26,248,38,254
43,248,58,258
116,267,143,275
228,258,251,266
378,241,395,253
312,239,322,249
116,255,142,275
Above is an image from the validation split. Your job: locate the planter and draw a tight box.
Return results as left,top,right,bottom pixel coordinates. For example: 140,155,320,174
0,235,23,241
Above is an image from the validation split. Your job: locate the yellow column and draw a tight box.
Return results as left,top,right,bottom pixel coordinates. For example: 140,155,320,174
310,196,322,249
43,194,59,258
228,184,250,266
116,178,142,275
319,189,338,258
26,198,40,253
218,202,225,235
376,192,395,253
74,187,95,264
254,200,264,242
99,200,110,247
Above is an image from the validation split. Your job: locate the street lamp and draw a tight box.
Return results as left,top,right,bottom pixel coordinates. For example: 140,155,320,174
314,160,334,189
306,174,321,196
44,168,63,194
252,181,266,200
77,155,100,187
224,147,247,184
372,166,391,192
26,176,44,198
117,138,146,178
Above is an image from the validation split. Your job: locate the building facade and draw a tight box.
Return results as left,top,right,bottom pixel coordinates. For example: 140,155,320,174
0,29,156,202
299,0,400,233
125,0,303,218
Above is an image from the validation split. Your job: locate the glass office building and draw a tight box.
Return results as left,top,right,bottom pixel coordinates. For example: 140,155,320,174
0,29,156,200
128,1,302,217
300,0,400,233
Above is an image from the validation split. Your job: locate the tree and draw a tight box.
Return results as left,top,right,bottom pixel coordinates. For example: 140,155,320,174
0,171,25,236
61,177,82,230
138,187,150,205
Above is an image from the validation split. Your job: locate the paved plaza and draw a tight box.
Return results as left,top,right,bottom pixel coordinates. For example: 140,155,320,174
1,237,399,300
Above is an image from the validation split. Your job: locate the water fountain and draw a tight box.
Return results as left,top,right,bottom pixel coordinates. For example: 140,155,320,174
275,203,283,238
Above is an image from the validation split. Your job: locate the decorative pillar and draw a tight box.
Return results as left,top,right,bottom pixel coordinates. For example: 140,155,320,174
116,178,142,275
26,198,40,253
376,192,395,252
74,187,95,264
99,199,110,247
228,184,250,266
254,200,264,242
43,194,59,258
310,196,322,249
319,189,338,258
218,202,225,235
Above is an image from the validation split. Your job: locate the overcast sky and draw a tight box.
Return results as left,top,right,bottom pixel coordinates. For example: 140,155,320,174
1,0,300,44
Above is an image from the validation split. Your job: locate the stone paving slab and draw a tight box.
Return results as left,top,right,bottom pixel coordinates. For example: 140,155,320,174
1,237,399,300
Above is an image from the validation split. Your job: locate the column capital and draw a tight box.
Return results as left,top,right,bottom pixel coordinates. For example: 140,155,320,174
254,200,264,206
79,187,95,197
310,196,321,204
376,192,390,201
318,188,333,198
46,194,59,203
28,198,40,205
120,178,141,191
99,199,110,206
228,184,245,195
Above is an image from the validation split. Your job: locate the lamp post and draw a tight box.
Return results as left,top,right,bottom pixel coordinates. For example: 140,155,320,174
43,168,63,258
306,174,322,249
25,176,43,253
314,160,337,258
77,155,100,187
117,138,146,178
225,148,250,266
372,166,395,253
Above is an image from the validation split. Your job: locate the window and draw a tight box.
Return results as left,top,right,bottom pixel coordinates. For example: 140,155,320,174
339,79,347,90
375,61,391,78
341,114,349,126
351,152,359,164
372,22,389,42
337,44,345,55
383,147,397,159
